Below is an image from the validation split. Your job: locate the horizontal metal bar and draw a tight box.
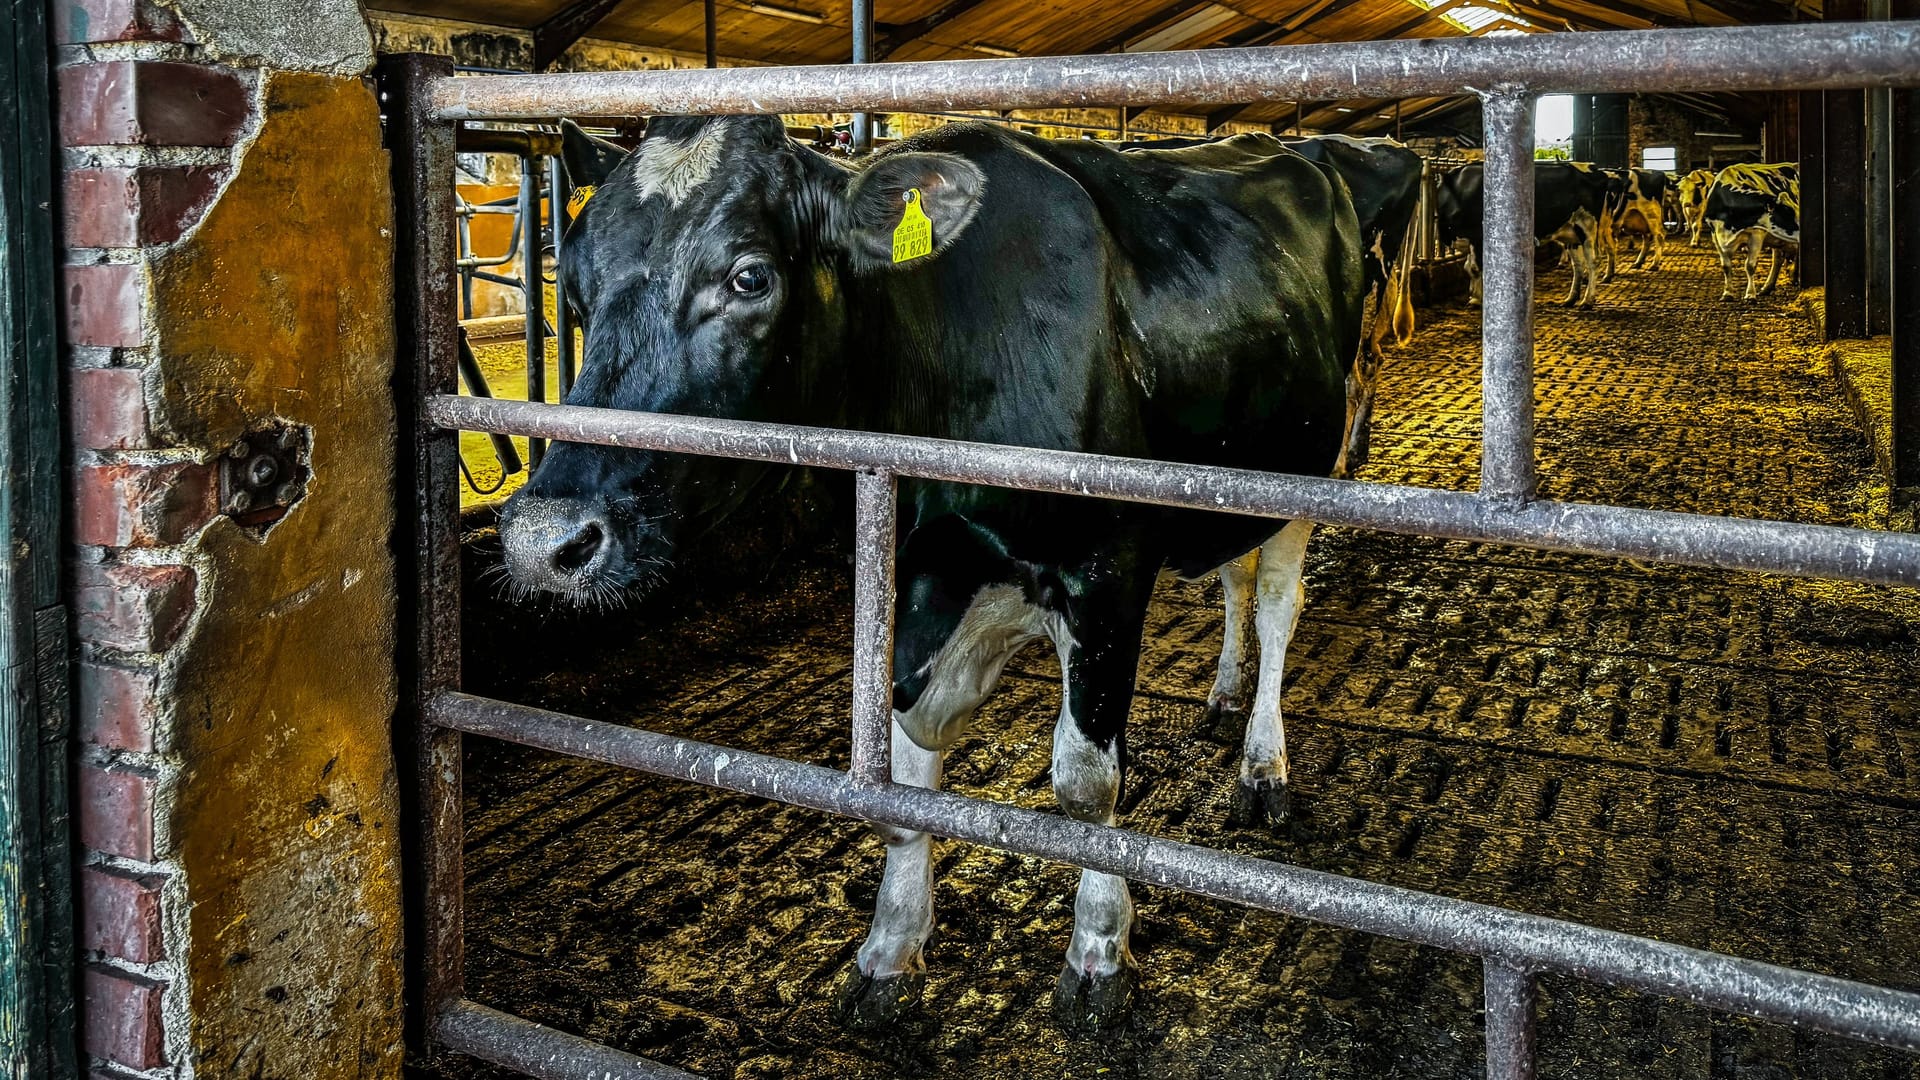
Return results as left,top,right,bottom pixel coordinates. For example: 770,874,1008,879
434,999,698,1078
430,24,1920,120
428,395,1920,588
429,691,1920,1053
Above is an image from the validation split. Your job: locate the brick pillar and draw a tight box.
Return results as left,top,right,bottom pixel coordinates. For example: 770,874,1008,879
57,13,251,1075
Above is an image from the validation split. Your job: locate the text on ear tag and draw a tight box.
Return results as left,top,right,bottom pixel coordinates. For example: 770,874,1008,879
566,185,597,220
892,188,934,263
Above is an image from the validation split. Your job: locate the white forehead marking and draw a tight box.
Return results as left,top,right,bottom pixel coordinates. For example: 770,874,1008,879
630,120,732,205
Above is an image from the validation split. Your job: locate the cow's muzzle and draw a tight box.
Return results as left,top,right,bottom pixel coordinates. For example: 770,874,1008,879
498,494,622,598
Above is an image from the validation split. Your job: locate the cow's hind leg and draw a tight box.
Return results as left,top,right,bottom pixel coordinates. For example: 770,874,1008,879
1203,550,1259,741
1230,519,1314,829
1760,241,1785,295
1742,232,1763,300
836,723,944,1028
1051,560,1154,1032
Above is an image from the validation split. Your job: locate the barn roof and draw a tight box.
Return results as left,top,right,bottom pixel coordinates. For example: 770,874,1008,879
368,0,1816,136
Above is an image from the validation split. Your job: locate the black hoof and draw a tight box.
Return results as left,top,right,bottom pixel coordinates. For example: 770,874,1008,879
1054,962,1136,1033
833,965,924,1031
1227,776,1291,829
1198,701,1246,746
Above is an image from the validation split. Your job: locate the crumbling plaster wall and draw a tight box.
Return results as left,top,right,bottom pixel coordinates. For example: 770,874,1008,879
60,0,401,1073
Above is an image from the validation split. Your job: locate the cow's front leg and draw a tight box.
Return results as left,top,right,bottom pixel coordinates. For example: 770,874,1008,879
836,722,943,1029
1050,563,1153,1033
1231,519,1315,829
1203,550,1259,741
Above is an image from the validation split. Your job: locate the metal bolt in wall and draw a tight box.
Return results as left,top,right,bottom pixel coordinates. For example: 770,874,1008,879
219,421,313,530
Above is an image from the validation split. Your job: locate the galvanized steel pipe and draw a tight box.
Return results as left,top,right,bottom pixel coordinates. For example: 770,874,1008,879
429,23,1920,120
429,691,1920,1054
426,395,1920,588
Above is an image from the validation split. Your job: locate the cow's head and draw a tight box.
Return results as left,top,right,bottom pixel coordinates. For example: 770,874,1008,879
498,116,986,602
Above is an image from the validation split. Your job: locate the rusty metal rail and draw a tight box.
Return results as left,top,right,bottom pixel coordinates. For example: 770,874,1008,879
383,21,1920,1080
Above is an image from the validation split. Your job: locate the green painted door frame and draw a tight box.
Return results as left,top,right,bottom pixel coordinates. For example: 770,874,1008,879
1,0,77,1073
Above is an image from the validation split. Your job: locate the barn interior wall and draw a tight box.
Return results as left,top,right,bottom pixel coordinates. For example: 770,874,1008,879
59,0,403,1075
1628,94,1704,172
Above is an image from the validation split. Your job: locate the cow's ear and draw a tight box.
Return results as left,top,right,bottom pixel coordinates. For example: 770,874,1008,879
836,151,986,271
559,119,627,189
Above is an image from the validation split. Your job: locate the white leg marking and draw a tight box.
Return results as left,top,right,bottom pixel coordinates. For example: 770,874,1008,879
858,584,1051,979
1241,519,1315,789
1208,550,1259,714
1051,691,1133,979
856,721,943,978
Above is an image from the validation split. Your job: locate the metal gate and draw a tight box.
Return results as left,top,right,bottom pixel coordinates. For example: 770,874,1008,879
380,24,1920,1079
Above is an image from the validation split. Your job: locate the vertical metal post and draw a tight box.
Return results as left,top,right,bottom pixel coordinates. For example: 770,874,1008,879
1825,0,1868,339
379,53,467,1045
850,0,874,150
520,155,547,465
1483,963,1538,1079
1479,88,1539,503
849,469,896,785
1894,0,1920,496
704,0,717,68
548,156,574,401
1799,89,1826,287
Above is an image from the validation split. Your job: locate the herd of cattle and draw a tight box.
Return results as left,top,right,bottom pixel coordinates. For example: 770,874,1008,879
495,116,1807,1033
1440,157,1804,307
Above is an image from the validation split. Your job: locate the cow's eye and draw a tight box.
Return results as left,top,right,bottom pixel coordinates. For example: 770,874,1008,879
729,263,772,297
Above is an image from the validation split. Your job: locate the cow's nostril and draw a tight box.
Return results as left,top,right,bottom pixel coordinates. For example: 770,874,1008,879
552,521,604,574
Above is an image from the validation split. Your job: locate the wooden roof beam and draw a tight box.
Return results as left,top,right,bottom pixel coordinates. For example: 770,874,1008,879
532,0,627,71
1206,103,1256,131
873,0,998,59
1086,0,1213,54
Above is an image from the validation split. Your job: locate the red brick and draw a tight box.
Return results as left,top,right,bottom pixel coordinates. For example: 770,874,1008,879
79,864,166,963
70,367,153,451
64,166,225,249
77,660,158,753
77,763,156,862
73,562,197,652
59,61,249,148
76,462,217,547
52,0,187,43
61,263,144,348
82,964,166,1069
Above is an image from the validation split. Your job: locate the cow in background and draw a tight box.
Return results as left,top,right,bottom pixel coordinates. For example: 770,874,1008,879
1599,167,1671,278
1678,167,1717,247
1703,161,1800,301
1436,160,1613,308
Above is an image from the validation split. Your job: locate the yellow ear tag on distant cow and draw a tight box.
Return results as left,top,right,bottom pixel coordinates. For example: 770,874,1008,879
566,185,596,220
892,188,934,264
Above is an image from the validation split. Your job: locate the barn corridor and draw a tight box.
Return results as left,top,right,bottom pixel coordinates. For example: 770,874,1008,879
430,246,1920,1080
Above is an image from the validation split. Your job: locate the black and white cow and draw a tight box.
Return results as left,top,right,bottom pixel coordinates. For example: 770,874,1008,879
1435,160,1613,308
1702,161,1799,301
1677,167,1716,247
1119,132,1421,474
505,117,1368,1031
1598,167,1670,278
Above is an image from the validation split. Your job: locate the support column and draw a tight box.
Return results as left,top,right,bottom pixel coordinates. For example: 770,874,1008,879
1798,90,1825,287
1824,0,1868,339
1894,0,1920,496
1479,89,1538,503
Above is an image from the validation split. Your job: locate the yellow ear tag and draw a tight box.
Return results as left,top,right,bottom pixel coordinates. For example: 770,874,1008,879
892,188,934,264
566,185,596,220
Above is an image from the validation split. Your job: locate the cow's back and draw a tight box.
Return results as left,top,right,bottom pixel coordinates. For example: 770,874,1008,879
845,124,1364,572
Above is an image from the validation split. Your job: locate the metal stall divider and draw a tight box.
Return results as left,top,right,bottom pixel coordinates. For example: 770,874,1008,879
382,24,1920,1079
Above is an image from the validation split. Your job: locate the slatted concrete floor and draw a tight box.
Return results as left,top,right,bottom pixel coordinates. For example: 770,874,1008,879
424,246,1920,1079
